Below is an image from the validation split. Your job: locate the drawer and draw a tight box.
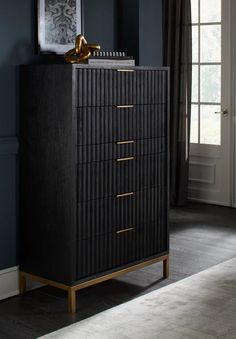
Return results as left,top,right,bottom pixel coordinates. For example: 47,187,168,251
74,68,167,107
77,105,167,146
77,137,166,163
77,153,167,202
77,222,168,280
78,187,167,239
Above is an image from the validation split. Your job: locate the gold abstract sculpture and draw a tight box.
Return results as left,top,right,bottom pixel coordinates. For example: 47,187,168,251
64,35,101,64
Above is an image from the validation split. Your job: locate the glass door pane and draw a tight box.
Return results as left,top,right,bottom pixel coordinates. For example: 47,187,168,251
200,65,221,103
200,105,221,145
200,25,221,63
200,0,221,23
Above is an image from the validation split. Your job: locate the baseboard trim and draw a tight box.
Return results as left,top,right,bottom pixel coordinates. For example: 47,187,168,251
188,197,231,207
0,266,19,301
0,266,44,301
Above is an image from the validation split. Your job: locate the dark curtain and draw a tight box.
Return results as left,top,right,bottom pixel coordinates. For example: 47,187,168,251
163,0,192,207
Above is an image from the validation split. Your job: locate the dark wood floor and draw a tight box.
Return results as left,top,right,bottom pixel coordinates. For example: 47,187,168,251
1,202,236,339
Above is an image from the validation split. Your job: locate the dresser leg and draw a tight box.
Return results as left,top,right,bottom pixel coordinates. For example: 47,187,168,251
163,256,169,278
19,272,26,294
68,288,76,313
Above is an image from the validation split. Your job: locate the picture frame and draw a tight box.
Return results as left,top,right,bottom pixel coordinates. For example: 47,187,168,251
37,0,83,54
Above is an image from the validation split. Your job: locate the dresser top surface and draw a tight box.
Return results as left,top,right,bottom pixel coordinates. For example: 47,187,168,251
20,63,169,71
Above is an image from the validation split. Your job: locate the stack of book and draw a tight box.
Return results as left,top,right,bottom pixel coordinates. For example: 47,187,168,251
87,51,135,67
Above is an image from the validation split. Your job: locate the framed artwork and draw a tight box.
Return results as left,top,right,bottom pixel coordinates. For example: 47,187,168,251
37,0,83,54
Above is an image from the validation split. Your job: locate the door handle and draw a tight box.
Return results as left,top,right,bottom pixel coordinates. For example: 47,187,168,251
215,109,228,115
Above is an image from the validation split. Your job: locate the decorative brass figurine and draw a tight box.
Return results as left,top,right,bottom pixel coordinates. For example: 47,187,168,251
64,35,101,64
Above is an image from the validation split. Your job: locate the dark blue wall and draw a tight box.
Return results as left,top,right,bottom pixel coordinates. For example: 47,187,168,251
0,1,33,138
117,0,163,66
118,0,140,63
84,0,117,50
0,0,162,270
139,0,163,66
0,0,32,270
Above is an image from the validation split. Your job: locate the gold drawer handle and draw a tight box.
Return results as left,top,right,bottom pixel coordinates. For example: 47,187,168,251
116,192,134,198
116,156,134,162
115,105,134,109
116,140,135,145
116,227,135,234
117,69,135,72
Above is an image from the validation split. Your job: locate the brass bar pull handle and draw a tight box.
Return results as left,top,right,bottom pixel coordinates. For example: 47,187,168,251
115,105,134,109
116,140,135,145
116,227,135,234
117,69,135,72
116,192,134,198
116,156,134,162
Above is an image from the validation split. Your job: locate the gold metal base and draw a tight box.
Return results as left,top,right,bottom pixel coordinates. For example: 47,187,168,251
19,254,169,313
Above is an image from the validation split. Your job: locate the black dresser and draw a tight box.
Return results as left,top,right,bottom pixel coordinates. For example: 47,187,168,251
19,65,169,313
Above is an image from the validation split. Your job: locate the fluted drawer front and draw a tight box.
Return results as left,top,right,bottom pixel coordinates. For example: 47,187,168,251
77,222,167,280
74,68,167,107
77,105,166,146
78,187,166,239
77,137,166,164
77,153,166,202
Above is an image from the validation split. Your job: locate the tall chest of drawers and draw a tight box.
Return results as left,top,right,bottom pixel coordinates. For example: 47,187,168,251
20,65,169,313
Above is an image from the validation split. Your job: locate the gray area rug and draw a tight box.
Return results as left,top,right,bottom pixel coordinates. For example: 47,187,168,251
40,257,236,339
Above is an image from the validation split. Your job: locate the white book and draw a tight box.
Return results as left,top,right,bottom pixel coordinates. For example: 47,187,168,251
87,59,135,66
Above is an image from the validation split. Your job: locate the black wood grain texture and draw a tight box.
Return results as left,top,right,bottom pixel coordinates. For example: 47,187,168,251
74,68,167,107
77,137,166,163
77,222,167,280
77,105,166,146
20,65,77,284
20,64,169,285
77,153,167,202
77,187,166,239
